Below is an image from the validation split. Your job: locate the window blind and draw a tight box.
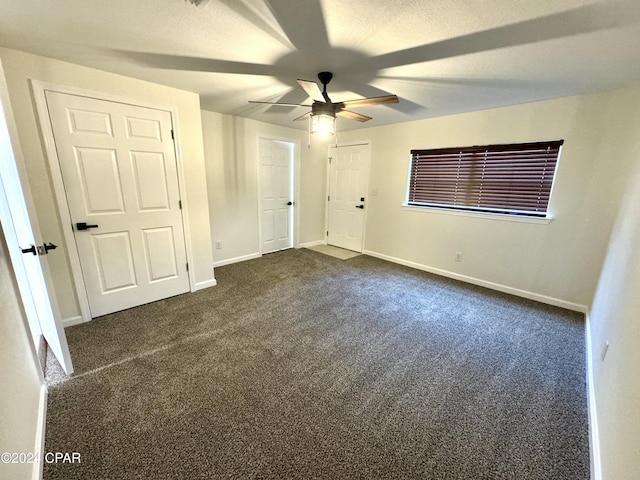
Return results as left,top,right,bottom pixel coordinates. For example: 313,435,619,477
408,140,563,217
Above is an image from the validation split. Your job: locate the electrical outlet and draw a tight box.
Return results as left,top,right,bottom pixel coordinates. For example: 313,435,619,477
455,252,462,262
215,241,222,250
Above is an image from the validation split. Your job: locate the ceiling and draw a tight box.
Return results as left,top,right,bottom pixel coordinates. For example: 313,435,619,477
1,0,640,131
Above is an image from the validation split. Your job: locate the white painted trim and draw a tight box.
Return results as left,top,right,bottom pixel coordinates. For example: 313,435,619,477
298,240,325,248
62,315,85,328
30,80,196,318
324,149,330,244
401,204,553,224
169,104,198,293
194,278,218,291
585,310,602,480
30,82,93,323
32,384,47,480
363,249,588,313
293,140,301,249
212,252,262,268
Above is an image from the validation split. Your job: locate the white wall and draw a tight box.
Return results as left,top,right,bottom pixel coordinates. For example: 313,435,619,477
338,85,640,308
201,110,327,265
336,86,640,476
0,224,45,480
588,152,640,479
0,47,215,321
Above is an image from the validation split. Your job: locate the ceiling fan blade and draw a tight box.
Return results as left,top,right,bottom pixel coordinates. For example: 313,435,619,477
293,112,312,122
340,95,399,108
336,110,372,122
264,87,312,114
297,79,325,102
248,101,311,107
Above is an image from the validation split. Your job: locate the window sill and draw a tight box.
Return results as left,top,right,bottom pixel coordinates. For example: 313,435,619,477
401,204,553,224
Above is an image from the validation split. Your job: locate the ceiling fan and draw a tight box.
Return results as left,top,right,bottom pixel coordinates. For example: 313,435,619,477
248,71,399,133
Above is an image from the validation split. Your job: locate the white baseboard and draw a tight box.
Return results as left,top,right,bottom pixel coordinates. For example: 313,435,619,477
298,240,325,248
363,250,588,313
62,315,84,328
212,252,262,268
32,384,47,480
585,310,602,480
193,278,218,291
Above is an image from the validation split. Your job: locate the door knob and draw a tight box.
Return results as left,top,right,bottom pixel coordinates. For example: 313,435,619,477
76,222,99,231
287,201,293,206
21,244,37,255
355,205,364,209
21,243,58,256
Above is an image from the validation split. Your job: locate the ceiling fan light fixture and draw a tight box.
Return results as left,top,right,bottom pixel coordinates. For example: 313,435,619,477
310,113,336,136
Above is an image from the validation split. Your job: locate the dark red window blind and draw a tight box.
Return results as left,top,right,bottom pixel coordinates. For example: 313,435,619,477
408,140,563,217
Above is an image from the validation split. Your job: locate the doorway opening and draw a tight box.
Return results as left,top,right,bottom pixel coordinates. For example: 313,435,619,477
326,142,371,253
258,137,299,254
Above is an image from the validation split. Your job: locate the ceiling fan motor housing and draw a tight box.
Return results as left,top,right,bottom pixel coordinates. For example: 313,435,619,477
311,101,336,117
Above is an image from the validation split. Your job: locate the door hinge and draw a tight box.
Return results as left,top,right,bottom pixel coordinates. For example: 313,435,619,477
326,230,329,236
327,195,330,201
328,157,332,164
186,262,189,272
171,129,175,140
178,200,182,210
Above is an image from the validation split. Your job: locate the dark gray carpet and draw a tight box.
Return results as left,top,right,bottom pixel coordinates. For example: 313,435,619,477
44,249,589,479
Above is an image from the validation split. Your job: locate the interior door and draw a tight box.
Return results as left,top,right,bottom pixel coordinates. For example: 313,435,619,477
0,93,73,374
259,138,293,254
45,92,189,318
327,144,371,252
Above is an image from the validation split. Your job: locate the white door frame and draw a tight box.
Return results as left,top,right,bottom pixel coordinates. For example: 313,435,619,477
325,141,372,252
257,135,301,253
32,81,195,324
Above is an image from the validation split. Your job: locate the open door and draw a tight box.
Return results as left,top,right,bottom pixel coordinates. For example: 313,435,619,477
259,138,294,254
0,67,73,374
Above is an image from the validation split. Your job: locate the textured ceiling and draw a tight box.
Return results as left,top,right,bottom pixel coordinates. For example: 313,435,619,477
1,0,640,130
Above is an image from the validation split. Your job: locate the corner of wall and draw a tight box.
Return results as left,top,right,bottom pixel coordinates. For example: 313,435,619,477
584,308,602,480
32,384,47,480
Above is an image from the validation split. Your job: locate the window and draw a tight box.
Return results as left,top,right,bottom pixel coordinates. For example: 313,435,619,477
407,140,563,217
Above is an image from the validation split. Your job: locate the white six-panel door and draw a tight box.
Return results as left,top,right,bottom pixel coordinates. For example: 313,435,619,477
327,144,371,252
45,92,189,318
259,139,293,254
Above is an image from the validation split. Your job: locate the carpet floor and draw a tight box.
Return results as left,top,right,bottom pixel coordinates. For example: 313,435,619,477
44,249,589,479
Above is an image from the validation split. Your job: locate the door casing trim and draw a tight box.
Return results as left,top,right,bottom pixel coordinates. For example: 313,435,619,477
31,80,195,323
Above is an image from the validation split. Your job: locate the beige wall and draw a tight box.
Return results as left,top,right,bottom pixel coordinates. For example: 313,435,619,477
0,47,214,321
337,85,640,308
589,155,640,480
201,110,327,265
0,224,44,480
